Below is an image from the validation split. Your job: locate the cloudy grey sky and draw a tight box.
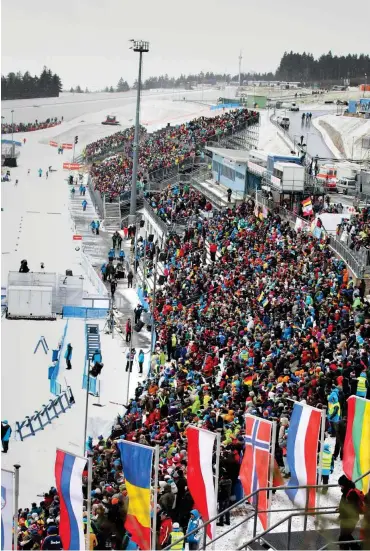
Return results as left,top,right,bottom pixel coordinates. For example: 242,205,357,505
2,0,370,90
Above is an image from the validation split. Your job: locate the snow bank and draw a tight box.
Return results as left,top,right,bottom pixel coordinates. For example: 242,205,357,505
313,114,370,159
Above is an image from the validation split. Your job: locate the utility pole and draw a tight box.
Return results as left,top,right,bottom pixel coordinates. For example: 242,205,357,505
238,50,243,88
129,40,149,225
11,110,14,157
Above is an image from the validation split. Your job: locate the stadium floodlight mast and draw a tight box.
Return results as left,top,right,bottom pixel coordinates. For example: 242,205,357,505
129,39,150,224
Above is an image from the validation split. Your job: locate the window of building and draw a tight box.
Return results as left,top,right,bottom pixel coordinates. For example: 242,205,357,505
221,164,235,181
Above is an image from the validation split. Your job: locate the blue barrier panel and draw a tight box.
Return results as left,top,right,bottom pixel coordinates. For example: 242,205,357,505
137,288,149,311
82,374,99,396
50,379,61,395
63,306,109,319
48,320,68,395
210,103,241,110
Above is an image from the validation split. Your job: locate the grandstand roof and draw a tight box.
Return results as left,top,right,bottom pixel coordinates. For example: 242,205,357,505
206,147,250,163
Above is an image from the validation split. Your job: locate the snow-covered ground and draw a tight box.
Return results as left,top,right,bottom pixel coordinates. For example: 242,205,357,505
257,110,291,154
313,113,370,160
1,315,149,506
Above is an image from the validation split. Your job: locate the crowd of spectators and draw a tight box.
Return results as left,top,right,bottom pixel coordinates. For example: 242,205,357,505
88,109,259,200
144,184,212,226
17,195,370,549
1,118,62,134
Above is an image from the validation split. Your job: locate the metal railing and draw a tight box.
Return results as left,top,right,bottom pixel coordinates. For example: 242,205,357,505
164,482,338,550
163,468,370,551
327,235,366,277
87,174,104,218
80,251,108,297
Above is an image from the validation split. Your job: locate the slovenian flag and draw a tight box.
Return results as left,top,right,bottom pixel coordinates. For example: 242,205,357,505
55,449,86,550
117,441,154,550
302,198,313,216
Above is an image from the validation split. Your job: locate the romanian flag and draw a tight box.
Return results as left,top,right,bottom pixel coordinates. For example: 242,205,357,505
262,298,269,308
257,292,264,303
117,441,154,550
343,396,370,493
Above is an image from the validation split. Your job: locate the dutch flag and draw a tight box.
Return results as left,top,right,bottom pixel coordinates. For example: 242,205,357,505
285,403,322,509
55,449,86,550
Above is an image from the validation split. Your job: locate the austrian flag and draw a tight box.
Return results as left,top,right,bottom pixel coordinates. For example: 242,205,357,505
302,197,313,216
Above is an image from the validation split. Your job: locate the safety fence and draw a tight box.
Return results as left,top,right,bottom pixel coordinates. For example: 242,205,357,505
62,306,109,319
15,387,75,441
87,174,104,218
80,250,108,297
48,321,69,395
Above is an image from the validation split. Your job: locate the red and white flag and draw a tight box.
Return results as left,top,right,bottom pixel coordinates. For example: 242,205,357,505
239,415,272,530
186,426,217,539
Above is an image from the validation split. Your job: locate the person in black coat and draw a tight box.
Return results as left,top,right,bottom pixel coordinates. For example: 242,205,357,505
338,475,362,550
19,259,30,273
110,279,117,300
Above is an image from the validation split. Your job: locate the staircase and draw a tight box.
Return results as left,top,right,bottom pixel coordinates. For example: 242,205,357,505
103,197,121,231
86,323,101,361
69,186,107,265
82,323,101,396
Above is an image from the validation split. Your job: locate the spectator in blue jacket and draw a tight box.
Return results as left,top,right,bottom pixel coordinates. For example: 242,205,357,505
101,262,107,281
187,509,201,550
82,199,87,211
92,349,102,365
64,343,73,370
138,349,145,375
1,420,12,453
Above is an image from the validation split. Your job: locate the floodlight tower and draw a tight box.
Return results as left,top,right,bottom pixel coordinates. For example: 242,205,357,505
129,40,150,223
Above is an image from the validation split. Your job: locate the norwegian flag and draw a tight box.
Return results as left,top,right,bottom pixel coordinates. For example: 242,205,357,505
239,415,273,530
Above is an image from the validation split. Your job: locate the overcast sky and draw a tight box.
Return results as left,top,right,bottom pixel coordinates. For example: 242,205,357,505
2,0,370,91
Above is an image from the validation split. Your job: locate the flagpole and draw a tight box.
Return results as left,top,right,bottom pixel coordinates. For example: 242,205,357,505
268,421,277,529
86,457,92,550
314,407,326,529
212,433,221,550
13,464,21,549
152,445,160,551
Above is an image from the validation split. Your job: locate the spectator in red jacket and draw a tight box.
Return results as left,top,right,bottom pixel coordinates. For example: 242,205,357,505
159,511,173,549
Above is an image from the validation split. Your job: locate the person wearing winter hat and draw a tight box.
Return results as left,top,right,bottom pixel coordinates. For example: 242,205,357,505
169,522,185,550
41,525,62,550
186,510,201,550
337,474,363,550
318,443,334,493
356,372,368,398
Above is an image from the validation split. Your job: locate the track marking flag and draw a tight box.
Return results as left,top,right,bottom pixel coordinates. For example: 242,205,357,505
239,415,272,530
1,469,13,551
187,426,217,539
343,395,370,493
117,441,154,550
55,449,86,550
285,403,321,508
